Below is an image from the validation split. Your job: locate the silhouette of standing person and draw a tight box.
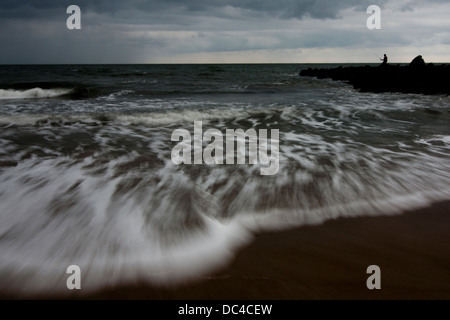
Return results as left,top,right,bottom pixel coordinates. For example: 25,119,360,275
380,54,388,66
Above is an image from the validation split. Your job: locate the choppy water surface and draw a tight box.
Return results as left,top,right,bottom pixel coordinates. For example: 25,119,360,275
0,64,449,294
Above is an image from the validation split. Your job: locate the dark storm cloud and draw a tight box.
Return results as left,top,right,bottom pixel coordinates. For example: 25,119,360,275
1,0,450,63
0,0,381,21
1,0,447,22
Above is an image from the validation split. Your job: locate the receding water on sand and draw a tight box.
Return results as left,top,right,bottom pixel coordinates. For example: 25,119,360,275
0,64,449,295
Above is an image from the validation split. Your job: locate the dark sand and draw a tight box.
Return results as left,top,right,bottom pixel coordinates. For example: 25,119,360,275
3,201,450,300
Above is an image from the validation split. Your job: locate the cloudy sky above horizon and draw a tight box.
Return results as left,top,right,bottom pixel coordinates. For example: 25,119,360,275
1,0,450,64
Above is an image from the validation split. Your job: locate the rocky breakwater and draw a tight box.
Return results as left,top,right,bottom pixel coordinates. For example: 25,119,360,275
299,56,450,95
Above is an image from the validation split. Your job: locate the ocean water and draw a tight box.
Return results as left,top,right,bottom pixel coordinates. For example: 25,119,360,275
0,64,449,294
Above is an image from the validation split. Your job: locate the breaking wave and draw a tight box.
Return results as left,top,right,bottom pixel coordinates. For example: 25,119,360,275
0,88,73,100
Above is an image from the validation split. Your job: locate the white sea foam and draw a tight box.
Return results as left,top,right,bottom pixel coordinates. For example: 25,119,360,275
1,74,450,295
0,156,253,294
416,135,450,146
0,106,282,127
0,88,72,100
1,127,449,296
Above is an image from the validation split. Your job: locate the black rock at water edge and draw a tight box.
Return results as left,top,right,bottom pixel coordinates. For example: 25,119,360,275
299,56,450,95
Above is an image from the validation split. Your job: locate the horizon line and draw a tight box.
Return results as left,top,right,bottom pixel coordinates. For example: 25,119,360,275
1,61,449,66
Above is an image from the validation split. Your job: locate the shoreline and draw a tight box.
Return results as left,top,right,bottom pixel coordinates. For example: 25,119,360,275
2,200,450,300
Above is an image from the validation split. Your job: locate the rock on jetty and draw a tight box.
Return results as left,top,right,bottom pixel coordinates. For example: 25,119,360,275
299,56,450,95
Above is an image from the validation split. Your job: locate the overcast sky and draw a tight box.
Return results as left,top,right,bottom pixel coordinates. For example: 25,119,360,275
1,0,450,64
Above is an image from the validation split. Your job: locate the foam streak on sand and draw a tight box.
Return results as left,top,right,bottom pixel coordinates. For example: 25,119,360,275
0,126,448,295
